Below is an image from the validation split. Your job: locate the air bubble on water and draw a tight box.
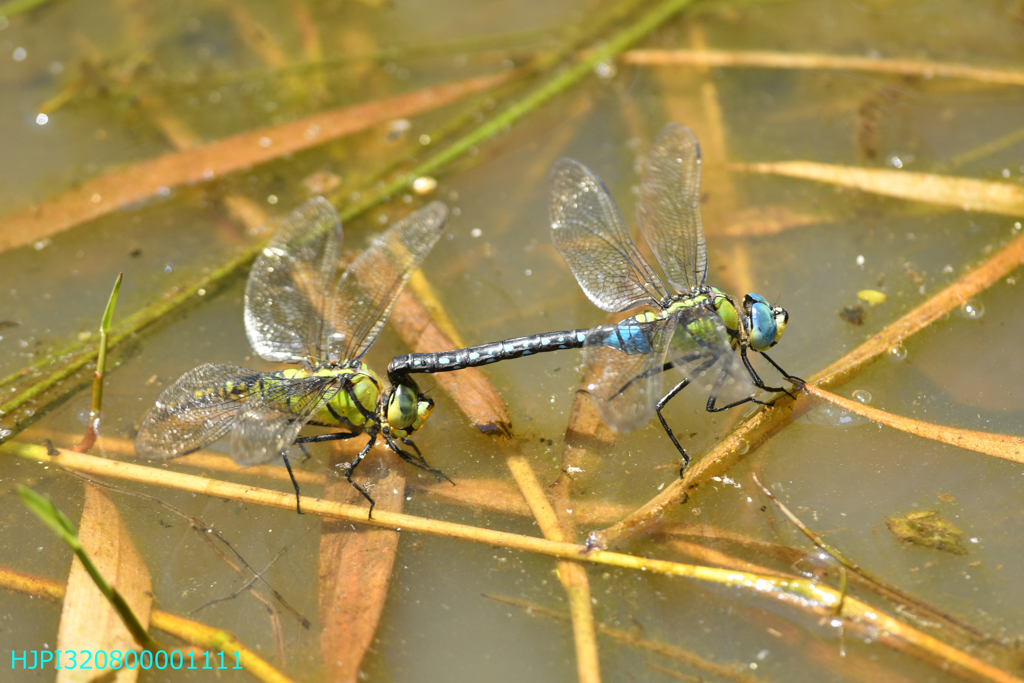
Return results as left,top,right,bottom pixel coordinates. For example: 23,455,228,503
0,429,11,439
852,389,872,404
735,438,750,455
957,299,984,320
164,263,174,273
887,344,907,362
594,62,616,81
793,551,838,578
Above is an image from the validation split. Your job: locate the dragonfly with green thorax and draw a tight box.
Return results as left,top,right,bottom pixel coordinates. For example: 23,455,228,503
136,197,451,515
389,123,802,473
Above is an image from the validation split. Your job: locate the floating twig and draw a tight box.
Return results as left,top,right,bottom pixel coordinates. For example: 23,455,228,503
620,49,1024,87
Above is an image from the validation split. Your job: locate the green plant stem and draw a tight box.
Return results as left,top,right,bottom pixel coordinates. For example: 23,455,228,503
16,485,164,651
74,273,122,453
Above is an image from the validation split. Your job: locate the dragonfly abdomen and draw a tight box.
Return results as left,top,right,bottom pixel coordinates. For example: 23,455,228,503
389,329,590,375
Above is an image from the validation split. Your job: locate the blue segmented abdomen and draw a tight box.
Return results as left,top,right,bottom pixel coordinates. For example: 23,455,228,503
388,329,590,375
587,320,656,355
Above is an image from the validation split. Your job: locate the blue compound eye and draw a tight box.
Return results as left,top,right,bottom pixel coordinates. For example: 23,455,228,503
745,294,776,352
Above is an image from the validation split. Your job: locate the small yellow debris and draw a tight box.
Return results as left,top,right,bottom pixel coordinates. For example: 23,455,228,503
857,289,888,306
412,176,438,195
146,374,158,385
937,492,956,503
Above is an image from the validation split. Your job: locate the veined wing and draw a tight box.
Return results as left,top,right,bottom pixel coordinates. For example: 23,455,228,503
637,123,708,293
136,363,338,464
135,363,269,459
550,158,669,313
663,304,754,406
245,196,342,364
328,201,449,362
227,371,340,466
581,316,677,433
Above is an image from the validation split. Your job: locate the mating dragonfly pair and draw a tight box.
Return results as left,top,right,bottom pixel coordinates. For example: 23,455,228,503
136,123,801,516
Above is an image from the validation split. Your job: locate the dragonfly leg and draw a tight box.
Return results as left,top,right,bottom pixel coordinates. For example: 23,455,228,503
383,431,455,486
282,452,303,514
341,431,378,519
706,393,769,412
294,431,361,444
654,378,692,476
740,347,796,399
295,441,313,464
760,351,805,385
609,351,704,401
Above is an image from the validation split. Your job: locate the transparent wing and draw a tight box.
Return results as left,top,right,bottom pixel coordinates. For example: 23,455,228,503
581,316,677,433
227,372,338,466
135,363,268,459
663,305,755,406
230,407,311,467
328,201,449,362
245,196,342,364
637,123,708,293
550,158,669,313
136,363,338,466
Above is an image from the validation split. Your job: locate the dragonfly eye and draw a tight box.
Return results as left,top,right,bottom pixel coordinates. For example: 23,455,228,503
387,384,418,429
744,293,777,351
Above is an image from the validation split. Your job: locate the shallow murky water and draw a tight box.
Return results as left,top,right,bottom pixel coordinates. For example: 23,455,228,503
1,1,1023,681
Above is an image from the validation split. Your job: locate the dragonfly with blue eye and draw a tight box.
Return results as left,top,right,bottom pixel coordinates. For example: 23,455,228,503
389,123,802,474
135,196,451,516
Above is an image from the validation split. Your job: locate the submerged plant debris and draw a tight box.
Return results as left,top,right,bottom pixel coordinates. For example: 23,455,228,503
885,510,969,556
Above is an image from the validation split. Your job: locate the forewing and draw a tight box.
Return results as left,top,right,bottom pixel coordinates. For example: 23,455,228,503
135,363,265,460
664,305,754,406
637,123,708,292
581,316,676,433
328,201,448,361
245,196,342,363
550,158,668,313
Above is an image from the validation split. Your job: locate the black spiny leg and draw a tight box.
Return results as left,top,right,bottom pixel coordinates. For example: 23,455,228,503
705,392,773,413
281,452,303,514
383,431,455,486
760,351,805,385
653,378,693,477
295,431,361,445
740,347,796,399
343,431,379,518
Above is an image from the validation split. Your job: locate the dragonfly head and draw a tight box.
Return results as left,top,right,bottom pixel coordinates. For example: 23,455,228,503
743,293,788,352
385,375,434,437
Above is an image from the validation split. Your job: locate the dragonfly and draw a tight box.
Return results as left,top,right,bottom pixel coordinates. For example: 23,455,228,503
136,196,451,515
389,123,801,473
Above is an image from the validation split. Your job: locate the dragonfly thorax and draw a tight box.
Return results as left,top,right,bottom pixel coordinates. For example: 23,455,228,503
276,364,381,430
